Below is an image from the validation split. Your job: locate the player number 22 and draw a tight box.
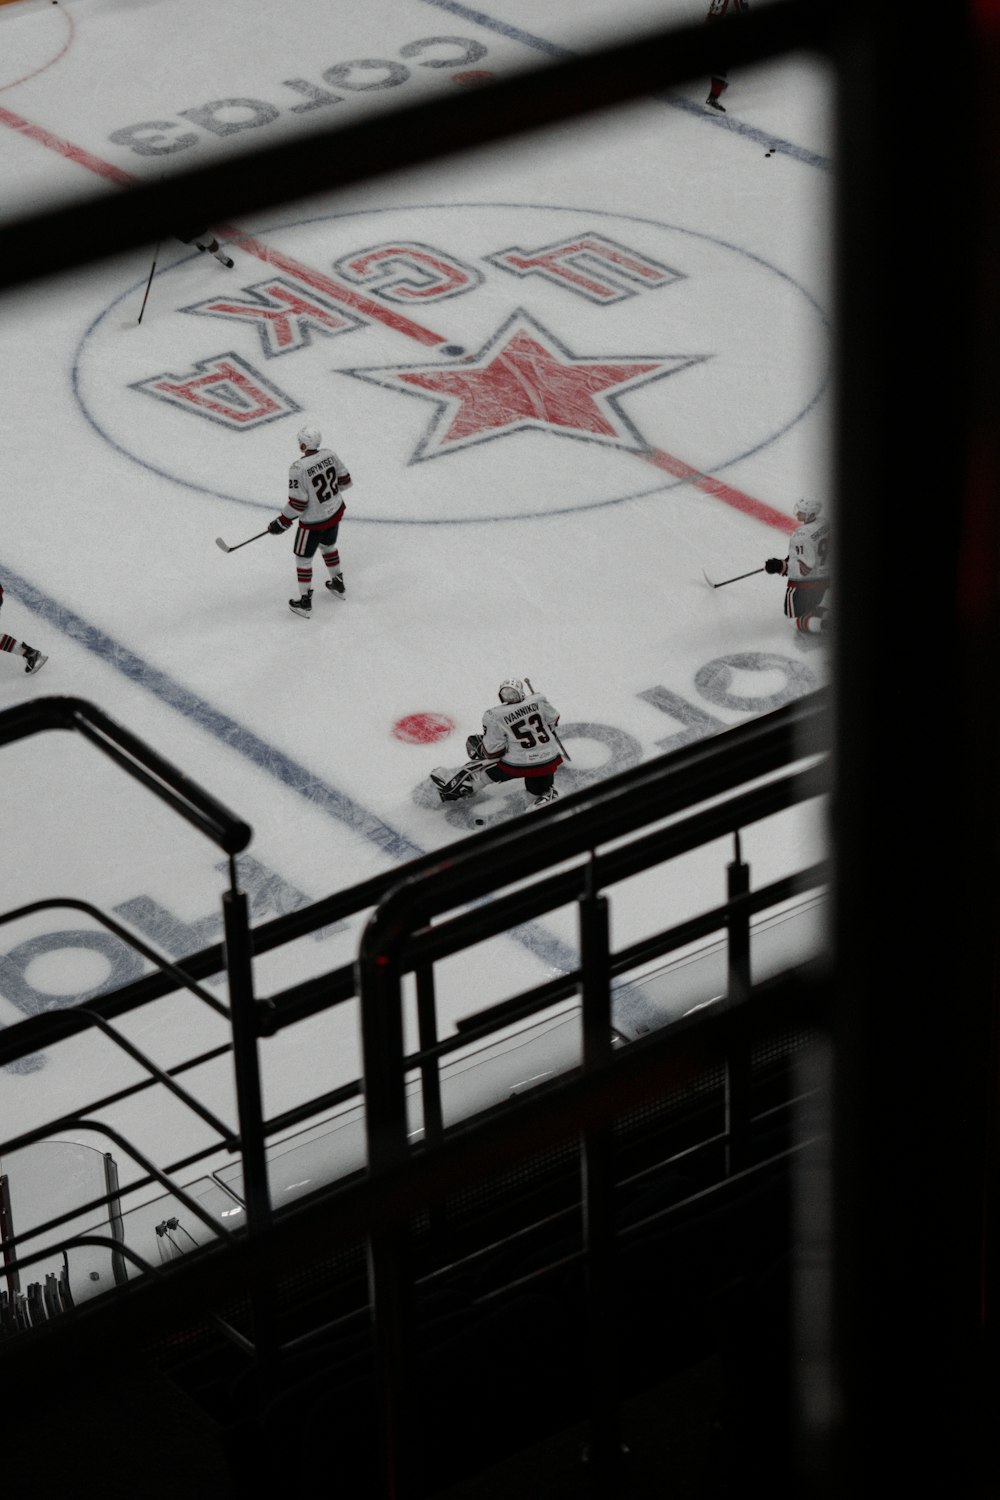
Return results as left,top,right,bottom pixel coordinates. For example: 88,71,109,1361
310,470,339,502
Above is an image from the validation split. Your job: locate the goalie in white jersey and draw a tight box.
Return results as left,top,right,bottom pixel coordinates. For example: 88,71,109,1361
269,426,352,618
430,679,563,809
764,497,831,635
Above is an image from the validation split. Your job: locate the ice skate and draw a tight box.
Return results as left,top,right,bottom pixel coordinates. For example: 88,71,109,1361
22,646,47,675
288,591,313,619
325,574,346,599
528,787,559,810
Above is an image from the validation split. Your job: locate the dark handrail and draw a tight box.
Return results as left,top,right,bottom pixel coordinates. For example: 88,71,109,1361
0,692,828,1345
398,769,829,971
0,697,251,855
0,897,230,1017
0,1,829,295
0,689,830,1074
352,692,829,1498
0,694,269,1339
356,692,829,996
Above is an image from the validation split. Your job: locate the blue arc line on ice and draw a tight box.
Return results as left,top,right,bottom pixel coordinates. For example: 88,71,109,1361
415,0,572,56
416,0,832,170
658,93,831,170
75,204,830,523
0,565,667,1023
2,565,418,863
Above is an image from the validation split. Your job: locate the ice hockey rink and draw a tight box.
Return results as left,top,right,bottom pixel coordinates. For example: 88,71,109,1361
0,0,832,1282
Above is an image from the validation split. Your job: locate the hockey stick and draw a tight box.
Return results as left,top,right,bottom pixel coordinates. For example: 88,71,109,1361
137,243,160,324
524,677,571,762
215,530,271,553
701,566,766,589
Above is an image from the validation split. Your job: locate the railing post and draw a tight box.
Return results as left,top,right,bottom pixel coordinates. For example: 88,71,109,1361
726,831,752,1005
0,1175,19,1299
415,962,448,1253
726,833,753,1174
359,900,421,1500
103,1154,128,1287
415,963,444,1151
579,861,625,1492
223,879,277,1367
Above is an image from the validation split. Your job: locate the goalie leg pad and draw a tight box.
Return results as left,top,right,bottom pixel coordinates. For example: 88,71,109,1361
430,762,486,802
430,767,476,801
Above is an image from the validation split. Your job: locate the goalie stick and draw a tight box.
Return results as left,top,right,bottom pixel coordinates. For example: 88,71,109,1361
524,676,571,762
215,530,271,554
137,242,160,325
701,566,766,589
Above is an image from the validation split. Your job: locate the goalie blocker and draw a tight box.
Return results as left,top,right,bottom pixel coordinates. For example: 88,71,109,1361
429,680,563,810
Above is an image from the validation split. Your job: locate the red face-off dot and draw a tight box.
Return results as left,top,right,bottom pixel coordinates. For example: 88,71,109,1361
450,70,495,86
393,712,455,744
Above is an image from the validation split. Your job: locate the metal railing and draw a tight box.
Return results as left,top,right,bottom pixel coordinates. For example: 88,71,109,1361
0,697,269,1327
0,690,828,1223
0,0,990,1491
0,686,830,1492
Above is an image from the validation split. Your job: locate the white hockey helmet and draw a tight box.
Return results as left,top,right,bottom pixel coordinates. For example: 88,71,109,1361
794,496,822,523
298,425,322,451
498,678,526,705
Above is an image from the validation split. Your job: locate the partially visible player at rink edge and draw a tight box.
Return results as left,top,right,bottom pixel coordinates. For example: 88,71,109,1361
430,679,562,810
175,227,233,268
764,497,831,636
0,583,47,675
269,426,353,619
705,0,749,113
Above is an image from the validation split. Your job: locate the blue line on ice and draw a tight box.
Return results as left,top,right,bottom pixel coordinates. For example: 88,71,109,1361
416,0,832,170
0,564,664,1021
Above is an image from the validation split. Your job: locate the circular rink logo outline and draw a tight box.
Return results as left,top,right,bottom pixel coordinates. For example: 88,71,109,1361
73,201,831,525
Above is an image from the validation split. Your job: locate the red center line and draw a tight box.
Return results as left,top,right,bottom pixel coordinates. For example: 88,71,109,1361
213,221,446,346
0,103,134,184
1,104,795,531
638,446,797,532
0,103,448,347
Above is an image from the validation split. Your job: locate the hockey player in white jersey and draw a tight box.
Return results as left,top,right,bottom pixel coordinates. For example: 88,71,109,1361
176,226,234,268
764,497,831,635
430,679,563,810
269,427,352,618
0,582,46,674
705,0,749,112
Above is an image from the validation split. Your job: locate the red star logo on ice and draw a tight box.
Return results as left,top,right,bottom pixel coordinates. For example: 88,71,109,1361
342,309,707,461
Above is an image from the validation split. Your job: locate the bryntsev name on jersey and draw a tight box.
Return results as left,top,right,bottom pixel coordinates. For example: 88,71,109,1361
284,446,351,529
482,693,561,770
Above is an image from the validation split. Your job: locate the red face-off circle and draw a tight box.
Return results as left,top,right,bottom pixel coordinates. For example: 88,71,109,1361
393,712,455,744
1,3,74,92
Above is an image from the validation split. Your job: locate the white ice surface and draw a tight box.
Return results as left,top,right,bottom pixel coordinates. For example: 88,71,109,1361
0,0,832,1288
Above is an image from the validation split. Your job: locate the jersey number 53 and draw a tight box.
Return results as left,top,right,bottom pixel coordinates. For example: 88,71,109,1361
510,712,551,749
